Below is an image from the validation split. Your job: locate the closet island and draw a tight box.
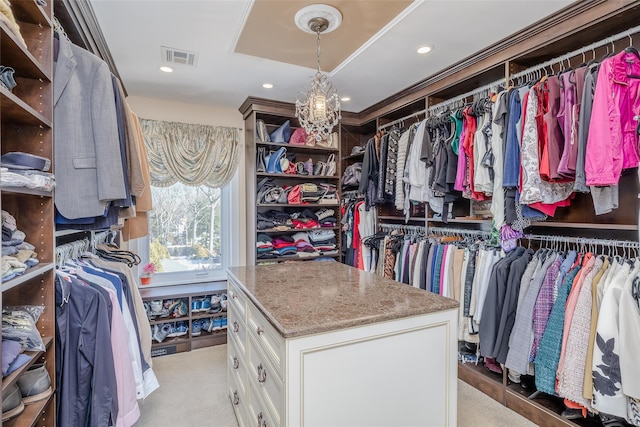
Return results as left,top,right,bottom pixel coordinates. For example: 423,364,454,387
226,262,458,427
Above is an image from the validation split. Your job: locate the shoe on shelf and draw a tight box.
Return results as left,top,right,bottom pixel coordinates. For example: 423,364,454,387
191,299,202,313
200,318,211,333
212,317,223,332
209,295,222,313
2,384,24,422
17,363,52,404
175,322,188,337
149,300,163,314
192,320,202,337
220,294,228,311
154,323,172,343
173,300,188,317
221,316,228,330
200,297,211,312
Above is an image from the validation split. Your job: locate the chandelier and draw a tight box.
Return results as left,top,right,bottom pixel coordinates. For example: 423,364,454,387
295,5,342,142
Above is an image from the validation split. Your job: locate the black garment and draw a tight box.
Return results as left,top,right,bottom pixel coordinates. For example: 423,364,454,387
376,134,390,202
462,246,478,316
56,274,118,427
419,240,430,290
384,129,401,197
479,246,526,358
494,248,534,364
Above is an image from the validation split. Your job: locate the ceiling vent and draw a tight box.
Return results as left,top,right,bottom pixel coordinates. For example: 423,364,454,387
161,46,198,67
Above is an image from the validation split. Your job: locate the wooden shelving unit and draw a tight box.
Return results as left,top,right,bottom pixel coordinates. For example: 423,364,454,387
140,282,227,357
240,101,342,265
1,0,55,424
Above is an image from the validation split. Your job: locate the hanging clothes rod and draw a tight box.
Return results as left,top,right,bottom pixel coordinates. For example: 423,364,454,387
511,24,640,80
524,234,640,249
428,77,506,113
379,223,425,232
429,226,491,237
377,109,428,131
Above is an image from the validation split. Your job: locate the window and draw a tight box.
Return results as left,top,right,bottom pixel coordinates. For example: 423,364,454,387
147,182,226,283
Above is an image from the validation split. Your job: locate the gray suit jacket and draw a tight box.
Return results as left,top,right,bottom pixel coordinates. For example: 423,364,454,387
54,36,126,219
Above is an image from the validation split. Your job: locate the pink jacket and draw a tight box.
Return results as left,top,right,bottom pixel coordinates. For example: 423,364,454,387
585,51,640,186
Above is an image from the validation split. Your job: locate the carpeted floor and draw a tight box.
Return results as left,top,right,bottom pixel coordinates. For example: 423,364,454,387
135,344,537,427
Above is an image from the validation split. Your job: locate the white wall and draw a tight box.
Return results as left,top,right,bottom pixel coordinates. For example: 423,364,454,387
127,95,248,268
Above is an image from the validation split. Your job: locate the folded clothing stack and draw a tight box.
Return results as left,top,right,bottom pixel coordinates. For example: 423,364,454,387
256,229,338,259
308,230,337,252
1,152,55,192
257,208,337,231
2,210,38,281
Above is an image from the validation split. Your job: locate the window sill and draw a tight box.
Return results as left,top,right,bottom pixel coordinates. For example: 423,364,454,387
137,269,228,288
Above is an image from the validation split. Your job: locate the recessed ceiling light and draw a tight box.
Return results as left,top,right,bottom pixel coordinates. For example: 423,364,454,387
159,65,174,73
340,97,351,102
262,83,274,89
417,46,433,54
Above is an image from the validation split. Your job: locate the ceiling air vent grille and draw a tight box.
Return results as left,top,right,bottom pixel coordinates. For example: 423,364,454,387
161,46,198,67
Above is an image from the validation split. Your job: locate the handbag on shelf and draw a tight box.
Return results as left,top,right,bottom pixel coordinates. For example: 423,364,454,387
269,120,291,143
256,147,267,173
316,132,338,149
325,154,336,176
256,119,270,142
266,147,287,173
290,127,307,145
342,162,362,187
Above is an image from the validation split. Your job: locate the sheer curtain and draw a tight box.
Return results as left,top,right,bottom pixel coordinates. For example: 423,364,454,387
139,118,240,188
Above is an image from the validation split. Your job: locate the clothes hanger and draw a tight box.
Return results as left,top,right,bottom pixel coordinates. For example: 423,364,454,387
625,33,640,59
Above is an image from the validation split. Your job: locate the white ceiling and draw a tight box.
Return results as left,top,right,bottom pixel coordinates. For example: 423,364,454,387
89,0,575,113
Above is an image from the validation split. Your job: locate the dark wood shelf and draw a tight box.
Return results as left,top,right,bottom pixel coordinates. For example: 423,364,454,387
379,216,426,222
342,152,365,160
151,336,190,347
458,362,504,404
504,383,601,427
191,330,227,350
257,203,339,208
529,221,638,230
257,252,339,262
191,311,227,321
0,86,52,127
4,392,53,427
256,172,339,180
428,217,490,224
2,263,54,292
148,316,188,325
256,141,338,154
12,1,52,26
2,337,53,394
0,21,51,81
0,186,53,197
258,226,339,233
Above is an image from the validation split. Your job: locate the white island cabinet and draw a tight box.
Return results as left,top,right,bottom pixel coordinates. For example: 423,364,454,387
227,263,459,427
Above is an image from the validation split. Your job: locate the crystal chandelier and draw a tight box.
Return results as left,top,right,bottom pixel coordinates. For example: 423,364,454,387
295,7,342,142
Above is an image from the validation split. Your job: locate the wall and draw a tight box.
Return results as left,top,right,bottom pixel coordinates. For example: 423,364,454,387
126,95,248,269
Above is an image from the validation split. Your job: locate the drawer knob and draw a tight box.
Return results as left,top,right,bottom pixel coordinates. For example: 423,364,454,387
233,321,240,333
232,293,238,300
233,391,239,405
233,356,239,369
257,412,267,427
257,363,267,383
256,326,264,335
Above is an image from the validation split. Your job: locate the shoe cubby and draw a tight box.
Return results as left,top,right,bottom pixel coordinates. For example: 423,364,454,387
140,282,227,357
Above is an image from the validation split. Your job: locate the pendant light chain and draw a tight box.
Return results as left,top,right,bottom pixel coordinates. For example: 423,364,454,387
316,29,322,73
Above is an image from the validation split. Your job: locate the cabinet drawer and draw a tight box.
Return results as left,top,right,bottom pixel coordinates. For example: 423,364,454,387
228,306,247,354
248,335,284,423
227,336,248,397
248,381,280,427
228,278,247,323
246,302,284,379
228,367,248,427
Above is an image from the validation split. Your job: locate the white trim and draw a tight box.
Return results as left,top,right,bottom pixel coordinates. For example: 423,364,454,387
329,0,425,77
229,0,256,54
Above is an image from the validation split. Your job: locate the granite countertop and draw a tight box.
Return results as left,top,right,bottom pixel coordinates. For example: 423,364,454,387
227,263,458,338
